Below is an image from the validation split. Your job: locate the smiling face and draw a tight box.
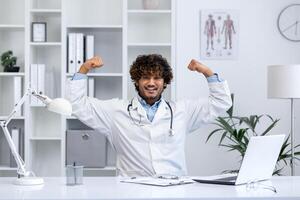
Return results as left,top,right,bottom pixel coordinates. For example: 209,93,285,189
136,72,165,105
130,54,173,105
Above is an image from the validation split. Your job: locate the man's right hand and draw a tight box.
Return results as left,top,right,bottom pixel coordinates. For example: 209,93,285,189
79,56,104,74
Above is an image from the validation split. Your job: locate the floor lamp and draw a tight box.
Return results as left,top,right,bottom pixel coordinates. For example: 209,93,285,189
267,65,300,176
0,88,72,185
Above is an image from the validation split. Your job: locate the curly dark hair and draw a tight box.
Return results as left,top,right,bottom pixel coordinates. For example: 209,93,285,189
129,54,173,91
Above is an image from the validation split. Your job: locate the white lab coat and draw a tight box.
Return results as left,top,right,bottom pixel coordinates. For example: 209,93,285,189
66,79,232,177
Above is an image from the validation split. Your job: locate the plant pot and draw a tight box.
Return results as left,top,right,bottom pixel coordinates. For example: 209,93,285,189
143,0,159,9
4,66,20,72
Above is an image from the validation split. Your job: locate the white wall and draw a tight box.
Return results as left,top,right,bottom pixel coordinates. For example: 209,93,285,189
176,0,300,176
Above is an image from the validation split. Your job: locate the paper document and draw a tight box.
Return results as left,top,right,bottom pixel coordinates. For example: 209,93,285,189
120,177,195,187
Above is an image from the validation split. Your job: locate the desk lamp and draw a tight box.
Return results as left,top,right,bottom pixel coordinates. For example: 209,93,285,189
0,88,72,185
267,65,300,175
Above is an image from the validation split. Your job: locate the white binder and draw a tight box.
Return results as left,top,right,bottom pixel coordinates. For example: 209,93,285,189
68,33,76,73
37,64,45,106
30,64,45,106
13,77,22,116
30,64,38,106
76,33,84,72
88,77,95,97
85,35,94,60
10,128,20,167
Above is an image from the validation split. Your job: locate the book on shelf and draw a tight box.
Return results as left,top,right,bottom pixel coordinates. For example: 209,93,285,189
85,35,94,60
76,33,84,72
30,64,45,106
68,33,95,74
88,77,95,97
68,33,76,74
13,76,22,116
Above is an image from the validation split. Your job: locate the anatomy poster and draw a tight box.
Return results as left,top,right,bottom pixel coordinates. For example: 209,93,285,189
200,10,239,60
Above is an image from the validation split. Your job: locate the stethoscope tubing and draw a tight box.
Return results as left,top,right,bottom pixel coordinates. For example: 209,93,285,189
127,98,174,136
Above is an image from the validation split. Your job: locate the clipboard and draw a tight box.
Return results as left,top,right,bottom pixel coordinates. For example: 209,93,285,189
120,177,195,187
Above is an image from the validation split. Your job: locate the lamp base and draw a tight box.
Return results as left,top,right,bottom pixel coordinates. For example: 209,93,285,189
13,177,44,185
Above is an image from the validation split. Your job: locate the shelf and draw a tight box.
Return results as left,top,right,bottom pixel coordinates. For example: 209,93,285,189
67,25,122,29
0,72,25,77
128,10,171,14
30,9,62,13
0,166,17,171
0,25,25,30
0,116,25,120
66,73,123,77
66,116,76,120
30,137,61,141
128,43,172,47
30,42,61,46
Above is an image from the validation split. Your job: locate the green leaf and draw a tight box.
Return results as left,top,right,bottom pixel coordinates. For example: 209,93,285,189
261,119,279,136
215,117,235,134
219,131,228,145
206,128,223,143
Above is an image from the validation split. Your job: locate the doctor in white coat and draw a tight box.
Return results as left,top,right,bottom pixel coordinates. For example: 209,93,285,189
66,54,231,177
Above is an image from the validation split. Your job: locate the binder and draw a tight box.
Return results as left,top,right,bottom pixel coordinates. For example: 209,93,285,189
88,77,95,97
37,64,45,106
30,64,38,106
68,33,76,73
13,77,22,116
76,33,84,72
85,35,94,60
10,128,20,167
30,64,45,106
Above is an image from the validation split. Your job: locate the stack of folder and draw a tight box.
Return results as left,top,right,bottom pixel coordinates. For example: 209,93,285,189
68,33,95,73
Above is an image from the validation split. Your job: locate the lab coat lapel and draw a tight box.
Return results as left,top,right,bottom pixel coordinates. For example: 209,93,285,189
132,97,147,118
152,99,168,123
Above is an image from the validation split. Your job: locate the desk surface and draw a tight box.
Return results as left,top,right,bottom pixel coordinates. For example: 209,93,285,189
0,176,300,200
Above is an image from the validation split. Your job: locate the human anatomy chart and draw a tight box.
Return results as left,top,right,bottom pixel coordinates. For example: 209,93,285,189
200,10,239,60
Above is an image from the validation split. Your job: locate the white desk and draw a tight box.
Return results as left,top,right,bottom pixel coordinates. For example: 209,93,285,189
0,176,299,199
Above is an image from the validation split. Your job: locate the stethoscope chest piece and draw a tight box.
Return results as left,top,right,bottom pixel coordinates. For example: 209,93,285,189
169,129,175,137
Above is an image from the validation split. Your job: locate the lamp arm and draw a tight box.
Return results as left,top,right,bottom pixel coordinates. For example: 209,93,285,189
0,87,51,177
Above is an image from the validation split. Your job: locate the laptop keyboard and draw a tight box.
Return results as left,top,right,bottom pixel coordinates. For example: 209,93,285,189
215,176,237,181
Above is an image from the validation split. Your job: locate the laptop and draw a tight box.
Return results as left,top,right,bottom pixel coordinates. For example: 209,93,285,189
193,135,285,185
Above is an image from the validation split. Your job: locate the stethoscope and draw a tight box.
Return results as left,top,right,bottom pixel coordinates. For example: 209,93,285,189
127,99,174,136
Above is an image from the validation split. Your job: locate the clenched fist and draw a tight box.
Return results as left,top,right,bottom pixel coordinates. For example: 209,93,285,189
79,56,104,74
188,59,214,77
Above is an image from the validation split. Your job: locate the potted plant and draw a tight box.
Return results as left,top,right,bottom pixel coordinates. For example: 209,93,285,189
1,50,20,72
206,95,300,175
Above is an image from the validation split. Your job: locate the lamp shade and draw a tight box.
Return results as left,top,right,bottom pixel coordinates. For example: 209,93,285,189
267,65,300,99
46,98,72,116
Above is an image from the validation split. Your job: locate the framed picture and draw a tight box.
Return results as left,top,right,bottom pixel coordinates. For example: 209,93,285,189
31,22,47,42
200,10,239,60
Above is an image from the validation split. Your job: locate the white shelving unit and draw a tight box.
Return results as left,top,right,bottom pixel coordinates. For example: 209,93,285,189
0,0,175,177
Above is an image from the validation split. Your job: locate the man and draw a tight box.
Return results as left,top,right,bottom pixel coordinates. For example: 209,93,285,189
66,54,231,177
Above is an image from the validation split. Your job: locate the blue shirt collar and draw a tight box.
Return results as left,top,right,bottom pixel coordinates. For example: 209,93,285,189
137,94,162,108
